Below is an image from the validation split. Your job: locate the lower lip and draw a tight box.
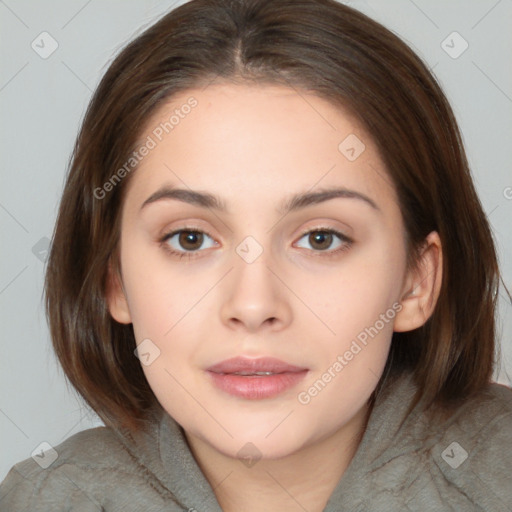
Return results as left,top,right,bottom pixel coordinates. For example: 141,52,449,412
206,371,308,399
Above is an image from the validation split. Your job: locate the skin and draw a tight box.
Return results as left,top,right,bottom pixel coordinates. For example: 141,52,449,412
107,83,442,512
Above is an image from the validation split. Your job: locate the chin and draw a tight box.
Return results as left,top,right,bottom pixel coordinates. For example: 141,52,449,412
204,416,315,460
214,434,308,462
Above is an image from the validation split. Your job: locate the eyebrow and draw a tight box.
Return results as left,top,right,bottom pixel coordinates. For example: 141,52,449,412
140,185,380,215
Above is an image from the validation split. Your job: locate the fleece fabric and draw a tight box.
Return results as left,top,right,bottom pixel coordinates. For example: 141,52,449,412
1,371,511,511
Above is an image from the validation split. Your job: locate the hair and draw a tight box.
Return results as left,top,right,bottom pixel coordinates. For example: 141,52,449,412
45,0,509,437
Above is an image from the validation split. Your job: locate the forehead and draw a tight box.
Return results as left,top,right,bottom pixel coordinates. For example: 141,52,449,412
123,83,398,217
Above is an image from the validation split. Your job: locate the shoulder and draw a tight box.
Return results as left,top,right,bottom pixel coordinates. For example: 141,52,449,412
430,382,512,490
415,380,512,510
0,426,170,511
433,380,512,458
356,377,512,510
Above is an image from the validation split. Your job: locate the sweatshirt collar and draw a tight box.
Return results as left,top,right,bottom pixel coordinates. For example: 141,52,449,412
114,370,423,510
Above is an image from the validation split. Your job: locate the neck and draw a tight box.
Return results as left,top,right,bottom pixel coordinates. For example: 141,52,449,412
184,401,372,512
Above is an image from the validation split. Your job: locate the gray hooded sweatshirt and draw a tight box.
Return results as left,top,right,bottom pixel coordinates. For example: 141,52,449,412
1,371,511,511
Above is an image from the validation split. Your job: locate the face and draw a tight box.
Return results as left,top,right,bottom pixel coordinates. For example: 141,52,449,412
108,83,413,460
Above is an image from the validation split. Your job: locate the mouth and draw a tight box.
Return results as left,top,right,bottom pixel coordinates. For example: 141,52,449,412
205,356,309,399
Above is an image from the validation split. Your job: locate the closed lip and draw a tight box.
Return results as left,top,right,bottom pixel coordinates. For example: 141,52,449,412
206,356,307,374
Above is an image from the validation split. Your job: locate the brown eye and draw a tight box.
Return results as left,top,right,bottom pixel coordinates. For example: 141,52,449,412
161,228,217,258
295,228,353,256
178,231,204,251
308,231,333,251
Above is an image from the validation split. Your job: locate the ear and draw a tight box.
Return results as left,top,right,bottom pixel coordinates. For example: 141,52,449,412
105,259,132,324
394,231,443,332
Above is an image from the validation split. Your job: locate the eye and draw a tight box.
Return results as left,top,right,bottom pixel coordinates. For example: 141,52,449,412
160,228,217,259
295,228,353,256
159,227,353,261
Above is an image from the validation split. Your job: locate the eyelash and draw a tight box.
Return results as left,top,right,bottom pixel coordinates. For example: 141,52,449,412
159,226,353,260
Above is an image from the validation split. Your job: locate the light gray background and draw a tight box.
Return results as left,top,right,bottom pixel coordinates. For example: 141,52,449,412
1,0,511,482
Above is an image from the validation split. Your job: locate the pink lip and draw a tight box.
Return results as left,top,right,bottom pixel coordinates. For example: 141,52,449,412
206,357,308,399
207,356,307,374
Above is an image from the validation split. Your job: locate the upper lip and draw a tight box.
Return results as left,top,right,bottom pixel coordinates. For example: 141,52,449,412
206,357,307,374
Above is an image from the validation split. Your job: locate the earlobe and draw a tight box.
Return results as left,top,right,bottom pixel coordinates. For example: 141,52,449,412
105,260,132,324
393,231,443,332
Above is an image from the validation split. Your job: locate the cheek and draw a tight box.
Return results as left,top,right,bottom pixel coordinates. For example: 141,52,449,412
316,243,404,335
296,266,397,422
120,240,207,339
300,238,403,392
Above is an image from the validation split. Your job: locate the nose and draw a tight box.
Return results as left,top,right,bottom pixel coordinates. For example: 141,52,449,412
219,250,292,333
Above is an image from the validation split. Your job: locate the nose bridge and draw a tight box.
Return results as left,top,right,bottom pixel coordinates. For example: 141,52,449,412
219,234,291,331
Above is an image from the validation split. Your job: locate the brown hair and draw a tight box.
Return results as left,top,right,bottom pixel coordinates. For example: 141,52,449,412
45,0,509,437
